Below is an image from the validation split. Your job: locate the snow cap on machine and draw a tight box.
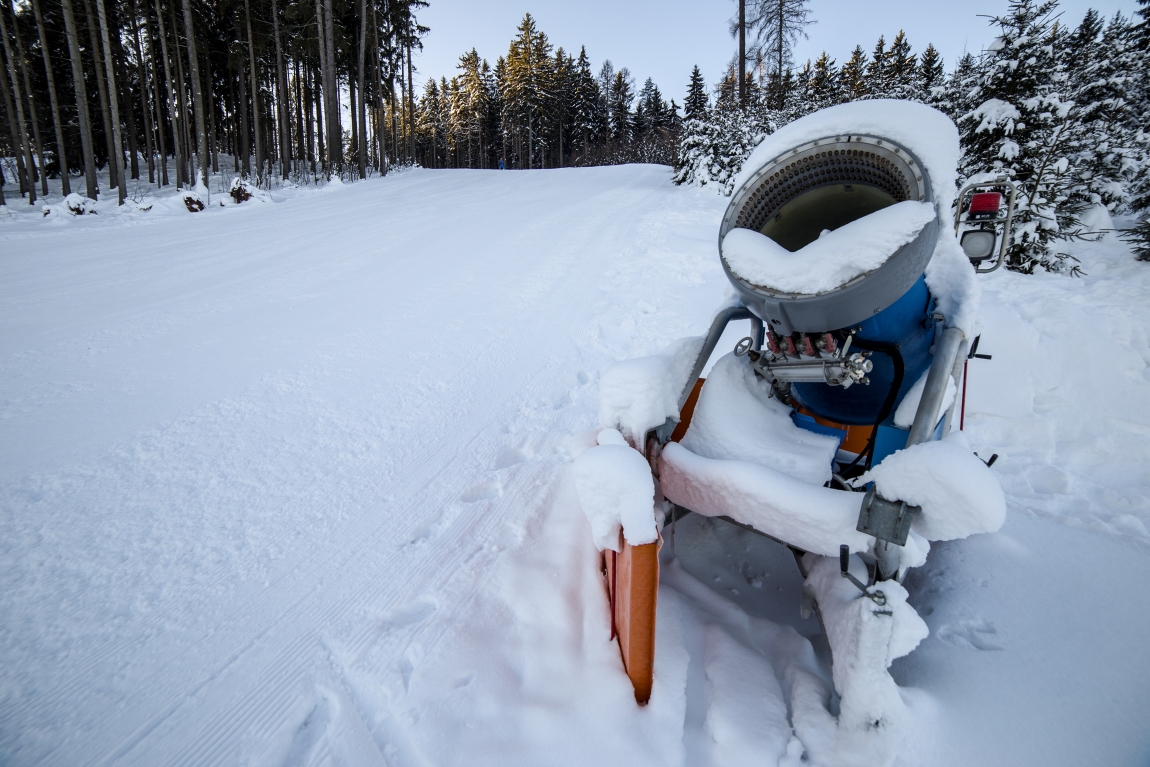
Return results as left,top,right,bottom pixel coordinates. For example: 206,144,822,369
860,431,1006,541
572,429,659,551
597,336,704,444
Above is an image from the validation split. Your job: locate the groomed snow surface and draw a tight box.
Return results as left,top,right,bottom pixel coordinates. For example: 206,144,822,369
3,164,1150,766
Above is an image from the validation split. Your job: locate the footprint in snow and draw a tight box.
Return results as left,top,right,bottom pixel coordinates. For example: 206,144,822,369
494,446,529,469
460,478,502,503
937,618,1005,651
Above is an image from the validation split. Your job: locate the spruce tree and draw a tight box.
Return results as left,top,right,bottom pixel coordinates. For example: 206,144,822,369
609,68,635,146
866,35,889,97
839,45,869,101
1126,0,1150,212
936,52,980,120
917,43,945,103
1069,11,1136,213
883,30,917,100
806,51,840,110
571,47,599,163
685,65,708,121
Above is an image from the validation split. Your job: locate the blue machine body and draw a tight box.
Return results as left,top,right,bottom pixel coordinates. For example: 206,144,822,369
790,276,937,462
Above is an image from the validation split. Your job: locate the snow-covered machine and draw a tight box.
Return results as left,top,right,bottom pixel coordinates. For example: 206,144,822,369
574,101,1007,740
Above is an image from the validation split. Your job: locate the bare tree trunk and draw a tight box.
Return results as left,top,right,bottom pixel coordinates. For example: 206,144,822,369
95,0,126,203
60,0,97,198
178,0,207,194
322,0,339,173
406,43,414,164
111,24,141,182
243,0,262,182
83,0,116,189
168,0,189,185
270,0,290,179
313,0,327,173
153,0,181,188
303,62,314,172
149,10,166,186
355,0,366,178
738,0,746,105
1,62,31,197
236,56,250,176
349,75,357,171
294,59,304,169
127,0,155,183
314,64,325,172
32,0,70,195
206,55,218,173
6,0,47,196
0,0,36,202
373,1,385,174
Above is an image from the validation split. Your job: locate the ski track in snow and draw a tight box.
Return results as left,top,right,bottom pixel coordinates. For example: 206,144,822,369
3,167,1150,766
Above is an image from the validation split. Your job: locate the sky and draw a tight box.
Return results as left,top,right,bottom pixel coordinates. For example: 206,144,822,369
413,0,1140,104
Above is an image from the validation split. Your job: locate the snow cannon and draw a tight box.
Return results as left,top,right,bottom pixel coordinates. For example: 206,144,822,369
578,102,1008,716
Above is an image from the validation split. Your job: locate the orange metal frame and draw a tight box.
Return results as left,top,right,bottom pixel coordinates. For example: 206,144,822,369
603,377,871,704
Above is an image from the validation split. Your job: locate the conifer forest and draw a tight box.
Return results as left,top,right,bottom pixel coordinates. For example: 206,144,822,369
1,0,1149,269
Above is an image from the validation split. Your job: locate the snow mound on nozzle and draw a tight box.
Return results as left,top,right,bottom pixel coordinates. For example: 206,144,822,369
862,431,1006,541
660,442,871,557
598,335,704,444
723,201,936,295
733,100,961,217
571,429,658,551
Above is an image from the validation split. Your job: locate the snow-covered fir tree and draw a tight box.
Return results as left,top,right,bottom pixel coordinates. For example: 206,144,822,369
917,44,946,104
883,31,918,100
806,52,841,110
840,46,870,101
1065,11,1138,214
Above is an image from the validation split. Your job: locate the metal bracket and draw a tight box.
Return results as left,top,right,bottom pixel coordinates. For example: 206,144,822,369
839,544,887,606
856,486,919,546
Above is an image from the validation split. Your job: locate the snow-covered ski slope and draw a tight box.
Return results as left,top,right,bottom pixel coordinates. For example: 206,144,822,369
2,166,1149,766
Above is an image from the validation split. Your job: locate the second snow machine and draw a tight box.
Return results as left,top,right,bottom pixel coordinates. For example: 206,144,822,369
575,102,1010,732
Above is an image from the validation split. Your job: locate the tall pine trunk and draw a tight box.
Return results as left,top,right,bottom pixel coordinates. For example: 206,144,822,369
294,59,304,169
153,0,181,188
169,0,189,185
84,0,117,189
0,0,36,202
236,56,250,176
7,0,48,195
406,43,414,163
179,0,208,194
128,0,155,183
31,0,70,195
95,0,126,203
270,0,290,179
206,55,218,173
244,0,262,181
355,0,366,178
60,0,97,197
322,0,339,172
145,2,166,186
110,17,140,182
